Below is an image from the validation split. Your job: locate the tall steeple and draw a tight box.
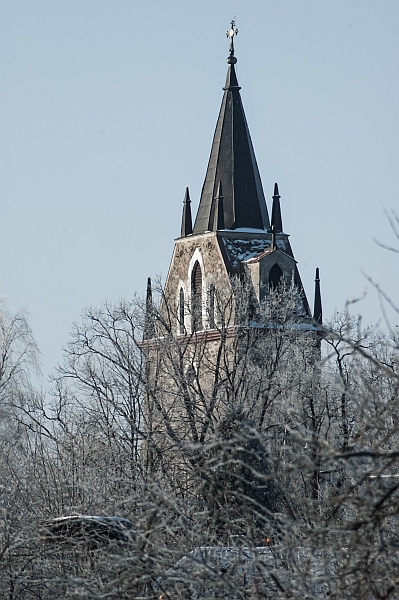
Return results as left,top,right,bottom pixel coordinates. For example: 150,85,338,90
193,20,270,234
160,23,317,330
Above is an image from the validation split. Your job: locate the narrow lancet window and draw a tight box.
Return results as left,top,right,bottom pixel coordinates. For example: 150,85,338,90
191,261,203,332
209,283,216,329
269,263,284,289
179,287,185,334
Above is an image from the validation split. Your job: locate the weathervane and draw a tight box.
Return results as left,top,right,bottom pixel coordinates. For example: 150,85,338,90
226,19,238,61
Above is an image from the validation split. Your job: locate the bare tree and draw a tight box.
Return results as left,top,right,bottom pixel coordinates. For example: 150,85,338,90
2,263,399,598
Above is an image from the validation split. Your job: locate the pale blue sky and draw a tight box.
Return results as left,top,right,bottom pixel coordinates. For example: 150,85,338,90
1,1,399,378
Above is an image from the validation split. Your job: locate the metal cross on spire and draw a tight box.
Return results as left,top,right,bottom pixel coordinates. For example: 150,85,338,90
226,19,238,58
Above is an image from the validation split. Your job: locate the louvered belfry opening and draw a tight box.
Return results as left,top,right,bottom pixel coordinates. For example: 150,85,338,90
191,261,203,332
179,287,185,334
269,263,284,289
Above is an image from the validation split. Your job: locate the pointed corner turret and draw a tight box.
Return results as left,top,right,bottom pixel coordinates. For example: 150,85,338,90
270,183,283,234
144,277,155,340
146,276,152,299
313,267,322,325
212,181,225,230
181,187,193,237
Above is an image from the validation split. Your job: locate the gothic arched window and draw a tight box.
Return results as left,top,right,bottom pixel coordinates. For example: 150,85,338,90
179,287,185,334
191,261,203,332
269,263,284,289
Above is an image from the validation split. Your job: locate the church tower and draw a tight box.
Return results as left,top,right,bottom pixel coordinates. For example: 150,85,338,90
141,24,324,484
151,21,322,338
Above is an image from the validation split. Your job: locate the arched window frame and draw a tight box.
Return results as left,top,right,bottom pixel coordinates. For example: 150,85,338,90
269,263,284,289
191,260,203,332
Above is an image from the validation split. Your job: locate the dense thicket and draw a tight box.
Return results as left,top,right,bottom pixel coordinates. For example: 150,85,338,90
0,277,398,598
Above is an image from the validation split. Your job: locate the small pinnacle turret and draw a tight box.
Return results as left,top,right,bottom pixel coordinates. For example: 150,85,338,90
313,267,322,324
271,183,283,233
144,277,155,340
181,187,193,237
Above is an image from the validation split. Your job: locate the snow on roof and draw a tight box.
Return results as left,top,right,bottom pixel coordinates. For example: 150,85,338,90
245,247,275,263
159,545,337,598
45,515,133,526
161,546,275,587
221,236,286,266
245,245,296,264
249,320,318,332
228,227,269,234
168,545,274,570
221,237,269,264
42,515,135,546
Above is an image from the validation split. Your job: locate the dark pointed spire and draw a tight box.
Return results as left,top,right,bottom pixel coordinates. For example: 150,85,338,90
224,60,240,90
181,187,193,237
313,268,323,324
144,277,155,339
193,22,270,234
212,181,225,230
271,183,283,233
